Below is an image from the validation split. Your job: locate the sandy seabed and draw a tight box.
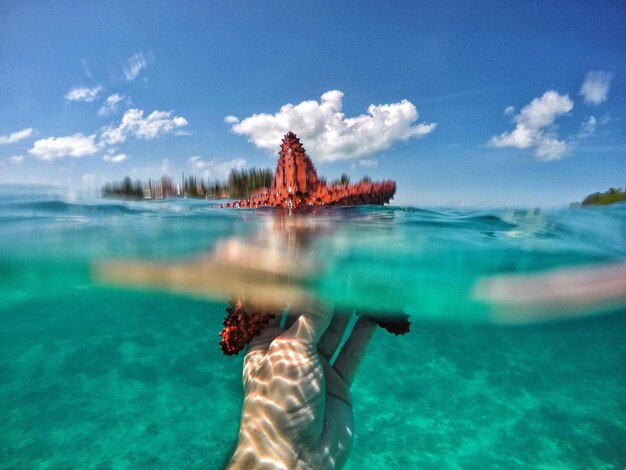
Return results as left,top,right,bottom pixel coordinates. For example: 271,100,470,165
1,288,625,469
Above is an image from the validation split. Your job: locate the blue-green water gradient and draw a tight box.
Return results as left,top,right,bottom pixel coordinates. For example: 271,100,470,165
1,186,625,468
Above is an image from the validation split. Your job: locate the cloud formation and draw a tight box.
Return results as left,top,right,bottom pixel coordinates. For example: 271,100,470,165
29,133,98,160
10,155,24,163
187,156,246,180
489,91,573,161
24,106,188,162
579,71,612,105
228,90,436,162
65,86,103,102
0,128,34,144
100,109,188,146
359,158,378,167
103,152,127,163
98,94,129,116
124,52,150,81
578,116,597,139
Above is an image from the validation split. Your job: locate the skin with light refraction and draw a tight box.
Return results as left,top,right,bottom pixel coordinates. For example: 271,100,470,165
227,304,376,469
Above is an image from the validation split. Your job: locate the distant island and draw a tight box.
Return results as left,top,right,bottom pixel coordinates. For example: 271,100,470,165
101,167,274,200
101,166,359,201
581,187,626,206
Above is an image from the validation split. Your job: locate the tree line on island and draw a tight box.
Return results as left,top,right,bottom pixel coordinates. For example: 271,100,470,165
101,167,366,201
101,167,274,200
581,187,626,206
103,169,624,206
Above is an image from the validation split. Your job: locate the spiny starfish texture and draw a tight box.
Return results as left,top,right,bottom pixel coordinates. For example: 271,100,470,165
222,131,396,209
219,297,411,356
219,298,277,356
359,312,412,336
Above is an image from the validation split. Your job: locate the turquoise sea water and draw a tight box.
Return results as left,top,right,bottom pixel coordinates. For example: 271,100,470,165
1,185,625,469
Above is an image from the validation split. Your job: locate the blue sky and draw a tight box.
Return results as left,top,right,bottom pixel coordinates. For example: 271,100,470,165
1,0,624,206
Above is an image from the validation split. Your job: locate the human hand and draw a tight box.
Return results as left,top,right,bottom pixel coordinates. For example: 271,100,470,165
227,304,376,469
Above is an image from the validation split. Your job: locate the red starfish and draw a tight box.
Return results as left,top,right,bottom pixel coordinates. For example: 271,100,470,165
218,133,407,355
222,131,396,210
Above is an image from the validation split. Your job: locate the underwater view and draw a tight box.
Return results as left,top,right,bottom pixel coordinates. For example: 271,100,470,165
1,186,625,469
2,2,625,468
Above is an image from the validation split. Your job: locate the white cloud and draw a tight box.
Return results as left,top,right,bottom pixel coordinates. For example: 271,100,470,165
100,108,188,146
533,137,569,161
123,52,151,81
65,86,103,102
9,155,24,163
0,127,34,144
359,158,378,167
81,59,93,78
489,91,573,160
29,133,99,160
504,105,515,115
98,94,129,116
579,71,612,105
99,125,125,146
578,116,597,138
103,152,127,163
228,90,436,162
187,156,203,168
187,156,246,180
224,115,240,124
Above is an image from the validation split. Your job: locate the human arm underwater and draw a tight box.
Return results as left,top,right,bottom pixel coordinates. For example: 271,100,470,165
226,304,376,469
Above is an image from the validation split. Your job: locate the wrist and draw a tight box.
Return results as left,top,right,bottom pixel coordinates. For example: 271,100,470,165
226,438,317,470
226,448,257,470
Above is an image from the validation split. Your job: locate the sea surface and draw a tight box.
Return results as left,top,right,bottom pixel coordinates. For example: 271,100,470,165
1,185,625,469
